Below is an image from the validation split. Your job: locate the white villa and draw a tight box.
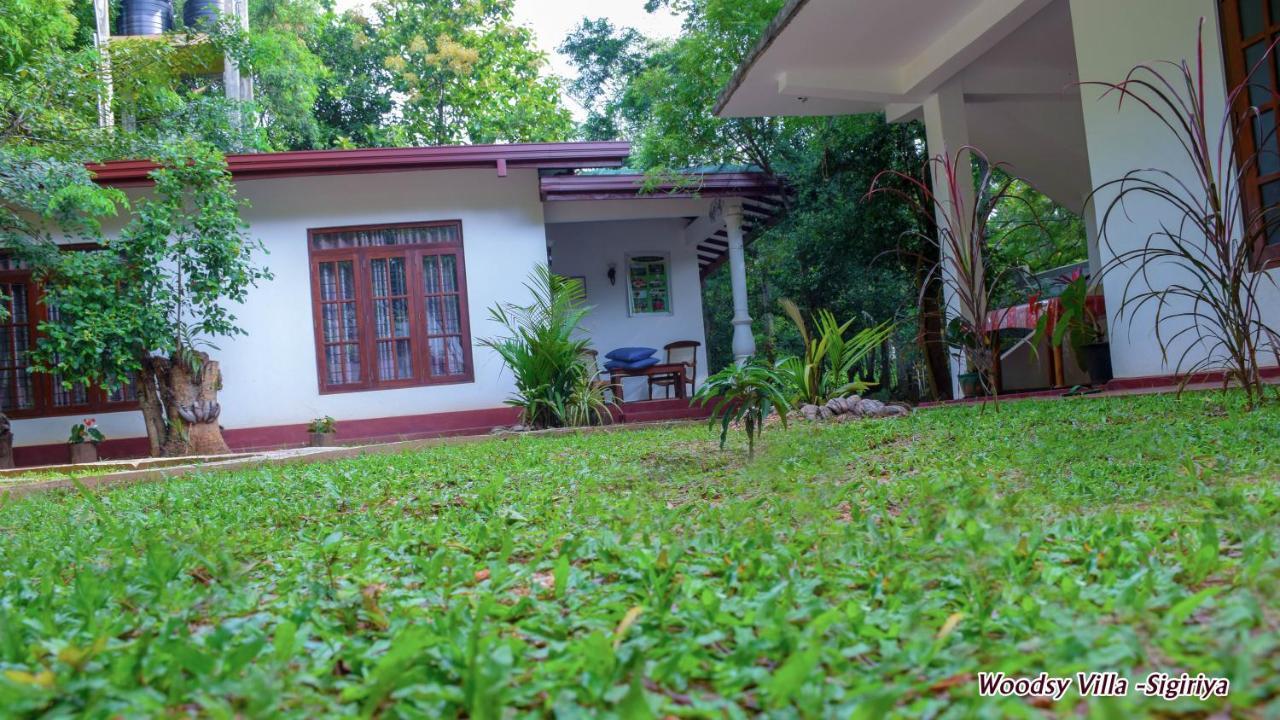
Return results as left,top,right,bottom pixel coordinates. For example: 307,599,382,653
717,0,1280,395
2,143,780,465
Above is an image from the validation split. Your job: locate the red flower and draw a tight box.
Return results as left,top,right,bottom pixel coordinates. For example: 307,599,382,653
83,418,96,428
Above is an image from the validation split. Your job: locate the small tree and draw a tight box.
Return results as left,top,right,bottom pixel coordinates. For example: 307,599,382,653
867,148,1046,399
31,141,271,456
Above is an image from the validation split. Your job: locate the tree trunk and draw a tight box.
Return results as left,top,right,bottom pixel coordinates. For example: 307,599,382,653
137,352,230,457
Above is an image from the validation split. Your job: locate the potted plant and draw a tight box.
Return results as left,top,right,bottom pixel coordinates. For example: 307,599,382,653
1049,271,1110,386
308,416,337,447
68,418,105,464
945,316,987,398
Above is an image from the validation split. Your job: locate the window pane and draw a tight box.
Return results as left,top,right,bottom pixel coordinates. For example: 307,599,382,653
446,336,464,374
312,223,459,249
441,254,457,292
429,337,446,376
344,344,362,383
1247,42,1273,107
423,255,440,294
390,257,406,295
1262,179,1280,245
1242,0,1265,37
53,379,89,407
443,295,461,334
1258,110,1279,175
426,297,443,335
319,261,356,301
371,258,388,297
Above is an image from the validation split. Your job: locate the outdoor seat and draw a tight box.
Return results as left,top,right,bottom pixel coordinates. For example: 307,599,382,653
648,340,700,399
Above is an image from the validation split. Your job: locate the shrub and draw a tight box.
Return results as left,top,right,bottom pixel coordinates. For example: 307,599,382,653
481,266,613,428
775,298,894,407
694,357,791,458
1087,22,1280,408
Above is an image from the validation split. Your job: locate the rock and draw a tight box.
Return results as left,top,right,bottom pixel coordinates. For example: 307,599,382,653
800,404,821,421
818,406,835,420
854,399,885,417
826,397,847,415
883,404,911,417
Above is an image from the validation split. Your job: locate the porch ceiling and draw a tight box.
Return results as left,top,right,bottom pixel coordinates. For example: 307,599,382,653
715,0,1092,212
540,172,786,278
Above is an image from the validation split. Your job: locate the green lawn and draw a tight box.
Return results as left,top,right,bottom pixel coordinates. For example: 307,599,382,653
1,393,1279,718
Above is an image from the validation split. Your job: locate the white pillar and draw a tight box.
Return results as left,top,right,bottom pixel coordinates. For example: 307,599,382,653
92,0,113,129
922,78,974,398
724,199,756,362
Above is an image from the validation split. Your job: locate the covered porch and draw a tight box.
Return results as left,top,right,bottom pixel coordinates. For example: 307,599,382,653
716,0,1237,393
540,170,782,404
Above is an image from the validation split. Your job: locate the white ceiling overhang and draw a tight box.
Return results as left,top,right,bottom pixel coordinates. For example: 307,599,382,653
716,0,1057,119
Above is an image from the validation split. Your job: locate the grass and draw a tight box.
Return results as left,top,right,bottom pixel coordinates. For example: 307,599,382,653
0,392,1278,718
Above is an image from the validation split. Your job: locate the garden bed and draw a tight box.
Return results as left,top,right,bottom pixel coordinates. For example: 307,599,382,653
0,392,1277,716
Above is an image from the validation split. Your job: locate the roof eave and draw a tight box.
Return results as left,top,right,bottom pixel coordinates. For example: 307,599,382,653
712,0,812,117
88,141,633,186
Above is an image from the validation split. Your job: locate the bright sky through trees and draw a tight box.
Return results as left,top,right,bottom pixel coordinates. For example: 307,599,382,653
334,0,683,119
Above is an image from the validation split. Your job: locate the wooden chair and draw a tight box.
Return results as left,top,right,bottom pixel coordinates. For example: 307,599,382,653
649,341,700,399
581,349,613,399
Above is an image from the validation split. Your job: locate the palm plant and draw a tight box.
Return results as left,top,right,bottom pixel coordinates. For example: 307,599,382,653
480,267,613,428
1086,21,1280,408
867,147,1047,399
775,298,894,406
694,357,791,458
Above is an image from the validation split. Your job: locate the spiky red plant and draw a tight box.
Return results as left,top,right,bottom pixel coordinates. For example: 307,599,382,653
1087,20,1280,408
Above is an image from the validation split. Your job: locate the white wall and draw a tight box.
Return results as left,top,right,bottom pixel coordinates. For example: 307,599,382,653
1069,0,1280,378
15,168,547,447
546,219,710,400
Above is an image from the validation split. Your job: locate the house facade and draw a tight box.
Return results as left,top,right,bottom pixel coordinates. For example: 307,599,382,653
5,142,779,465
717,0,1280,394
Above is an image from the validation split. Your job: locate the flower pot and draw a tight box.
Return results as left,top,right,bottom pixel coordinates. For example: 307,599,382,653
958,371,982,398
309,431,336,448
69,442,99,464
1081,342,1113,386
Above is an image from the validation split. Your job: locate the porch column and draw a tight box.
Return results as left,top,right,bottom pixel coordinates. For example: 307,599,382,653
724,199,756,362
922,78,975,398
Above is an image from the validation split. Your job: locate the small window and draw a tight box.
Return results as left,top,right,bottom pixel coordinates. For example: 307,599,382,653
626,254,672,316
0,263,139,418
308,221,473,393
1220,0,1280,265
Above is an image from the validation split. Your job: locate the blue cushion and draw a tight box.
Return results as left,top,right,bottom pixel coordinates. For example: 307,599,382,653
605,357,661,371
605,346,657,363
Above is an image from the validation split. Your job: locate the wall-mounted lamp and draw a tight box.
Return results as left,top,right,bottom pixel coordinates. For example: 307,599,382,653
607,262,617,286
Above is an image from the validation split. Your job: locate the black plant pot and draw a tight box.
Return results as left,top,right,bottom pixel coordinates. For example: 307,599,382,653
1082,342,1113,386
958,371,982,398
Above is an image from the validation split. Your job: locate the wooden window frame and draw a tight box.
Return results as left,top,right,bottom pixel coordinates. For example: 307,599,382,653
1220,0,1280,268
0,264,140,419
307,220,475,395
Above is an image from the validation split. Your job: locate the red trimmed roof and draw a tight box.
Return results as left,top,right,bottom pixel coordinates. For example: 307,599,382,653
539,172,781,201
88,141,632,185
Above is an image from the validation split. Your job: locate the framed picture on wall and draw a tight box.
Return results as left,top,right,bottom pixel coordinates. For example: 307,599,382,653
567,275,587,295
626,253,672,316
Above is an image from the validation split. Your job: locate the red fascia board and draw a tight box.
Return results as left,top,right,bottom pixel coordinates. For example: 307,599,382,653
88,141,632,185
540,173,781,201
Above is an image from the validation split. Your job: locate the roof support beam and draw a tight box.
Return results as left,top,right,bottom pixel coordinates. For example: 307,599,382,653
902,0,1053,98
922,78,974,399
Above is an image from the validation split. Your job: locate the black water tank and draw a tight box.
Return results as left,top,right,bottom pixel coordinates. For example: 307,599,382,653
183,0,222,30
120,0,174,35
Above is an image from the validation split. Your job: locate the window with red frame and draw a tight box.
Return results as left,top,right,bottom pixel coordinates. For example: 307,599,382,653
1220,0,1280,265
0,258,138,418
308,221,473,393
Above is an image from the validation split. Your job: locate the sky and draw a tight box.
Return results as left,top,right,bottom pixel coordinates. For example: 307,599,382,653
332,0,685,119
